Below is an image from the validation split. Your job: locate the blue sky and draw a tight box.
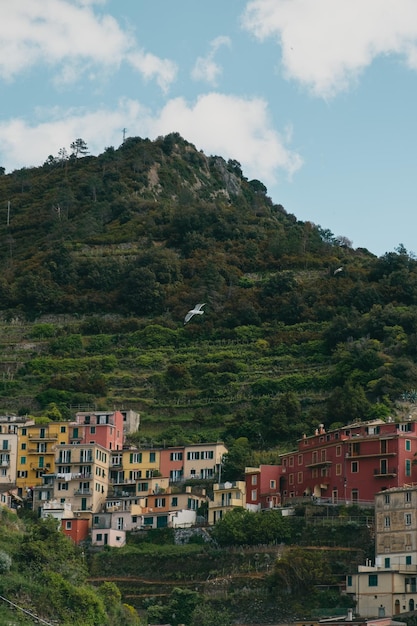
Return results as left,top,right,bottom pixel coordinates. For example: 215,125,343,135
1,1,417,257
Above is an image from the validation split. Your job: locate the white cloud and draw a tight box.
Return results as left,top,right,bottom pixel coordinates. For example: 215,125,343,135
0,0,177,90
0,95,302,185
241,0,417,98
191,36,231,86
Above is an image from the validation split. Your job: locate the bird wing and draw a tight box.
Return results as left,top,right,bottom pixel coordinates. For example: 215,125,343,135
184,303,206,324
184,310,195,323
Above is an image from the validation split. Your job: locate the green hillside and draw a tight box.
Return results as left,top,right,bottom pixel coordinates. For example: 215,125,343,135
0,134,416,447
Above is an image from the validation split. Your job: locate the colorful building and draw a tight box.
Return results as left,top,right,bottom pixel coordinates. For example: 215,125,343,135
71,410,124,450
208,480,246,525
278,419,417,505
245,465,281,511
16,421,70,495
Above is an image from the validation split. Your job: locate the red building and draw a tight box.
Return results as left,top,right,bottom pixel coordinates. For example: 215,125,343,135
278,419,417,505
61,517,89,545
69,410,124,451
245,465,281,510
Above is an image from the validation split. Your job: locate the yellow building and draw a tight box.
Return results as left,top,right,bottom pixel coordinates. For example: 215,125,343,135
114,447,160,482
16,421,70,495
208,480,246,525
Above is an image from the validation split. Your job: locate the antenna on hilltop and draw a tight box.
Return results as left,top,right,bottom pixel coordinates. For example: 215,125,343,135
122,128,127,143
6,200,10,226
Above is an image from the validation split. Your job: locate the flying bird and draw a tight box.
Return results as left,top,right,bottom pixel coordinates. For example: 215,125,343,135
333,266,344,275
184,303,206,324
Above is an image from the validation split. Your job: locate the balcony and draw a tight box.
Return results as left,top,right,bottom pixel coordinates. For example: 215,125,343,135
347,452,396,459
74,489,92,496
306,460,333,469
110,478,136,485
28,433,58,441
28,446,56,454
55,472,92,480
374,468,397,477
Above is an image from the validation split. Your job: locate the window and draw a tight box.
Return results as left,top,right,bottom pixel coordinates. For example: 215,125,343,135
336,445,342,457
406,439,411,451
368,574,378,587
90,426,96,434
60,426,66,433
384,516,390,528
132,515,138,523
20,456,26,465
385,557,390,568
270,480,276,489
21,443,26,450
297,472,303,483
149,452,156,463
96,533,102,541
170,452,183,461
298,455,302,465
251,489,257,500
384,493,390,504
405,513,412,526
129,452,142,464
65,521,72,530
251,475,257,485
321,450,326,461
187,451,200,460
380,439,387,453
94,516,99,524
2,440,8,450
406,459,412,477
289,456,294,467
171,497,178,507
155,498,166,508
289,473,294,485
406,491,412,503
351,461,359,473
21,428,27,436
336,463,342,476
406,556,412,565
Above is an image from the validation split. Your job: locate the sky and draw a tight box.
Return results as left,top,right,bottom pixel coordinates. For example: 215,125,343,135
1,1,417,257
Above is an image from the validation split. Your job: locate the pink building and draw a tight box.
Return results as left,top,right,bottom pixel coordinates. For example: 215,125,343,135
70,411,124,451
278,419,417,505
159,447,184,482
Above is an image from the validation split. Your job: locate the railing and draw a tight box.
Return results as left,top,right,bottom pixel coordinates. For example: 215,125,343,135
373,468,397,476
74,489,92,496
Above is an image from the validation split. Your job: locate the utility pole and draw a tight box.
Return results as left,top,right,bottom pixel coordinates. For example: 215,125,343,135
6,201,10,226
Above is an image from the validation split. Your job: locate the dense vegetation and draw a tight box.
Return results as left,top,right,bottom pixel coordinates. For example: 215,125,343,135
0,133,417,450
0,503,370,624
0,508,142,625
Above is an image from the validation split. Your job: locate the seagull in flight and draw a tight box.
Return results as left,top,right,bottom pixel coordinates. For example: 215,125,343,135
184,303,206,324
